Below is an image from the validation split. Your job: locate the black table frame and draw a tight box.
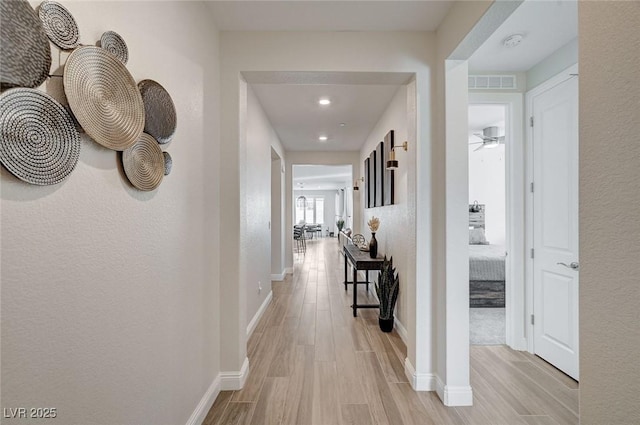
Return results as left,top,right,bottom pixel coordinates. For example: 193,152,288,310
343,242,384,317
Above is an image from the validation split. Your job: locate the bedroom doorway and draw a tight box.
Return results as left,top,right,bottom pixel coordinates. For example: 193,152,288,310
467,93,526,351
468,104,507,345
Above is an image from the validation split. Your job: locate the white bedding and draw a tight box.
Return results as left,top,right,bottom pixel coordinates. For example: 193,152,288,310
469,244,506,281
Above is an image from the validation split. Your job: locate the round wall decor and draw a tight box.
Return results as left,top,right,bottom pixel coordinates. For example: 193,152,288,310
163,152,172,176
64,46,144,151
100,30,128,65
0,0,52,89
138,79,177,144
122,133,164,191
0,88,80,186
38,0,80,50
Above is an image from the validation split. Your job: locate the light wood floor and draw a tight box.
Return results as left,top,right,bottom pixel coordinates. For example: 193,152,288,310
204,238,579,425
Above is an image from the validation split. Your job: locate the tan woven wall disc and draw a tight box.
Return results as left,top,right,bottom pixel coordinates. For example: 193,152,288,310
122,133,164,191
64,46,144,151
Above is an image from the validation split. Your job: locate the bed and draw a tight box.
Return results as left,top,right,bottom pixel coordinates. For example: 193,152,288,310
469,204,506,308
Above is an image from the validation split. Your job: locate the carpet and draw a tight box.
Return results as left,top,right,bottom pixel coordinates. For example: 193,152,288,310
470,308,506,345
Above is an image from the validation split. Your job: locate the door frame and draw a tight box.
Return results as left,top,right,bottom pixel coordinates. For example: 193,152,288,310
525,63,579,354
468,93,526,350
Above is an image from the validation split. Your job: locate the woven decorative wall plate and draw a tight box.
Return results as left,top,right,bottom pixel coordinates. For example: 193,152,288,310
100,30,128,65
138,80,177,144
0,88,80,186
163,151,172,176
122,133,164,191
37,0,80,50
64,46,144,151
0,0,52,89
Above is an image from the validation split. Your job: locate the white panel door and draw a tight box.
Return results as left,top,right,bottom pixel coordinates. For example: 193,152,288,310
532,76,579,380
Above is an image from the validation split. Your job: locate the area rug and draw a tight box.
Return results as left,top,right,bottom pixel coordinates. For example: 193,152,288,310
470,308,505,345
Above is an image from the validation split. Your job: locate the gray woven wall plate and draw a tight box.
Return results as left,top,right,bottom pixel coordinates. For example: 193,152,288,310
122,133,164,191
163,151,172,176
64,46,144,151
138,80,177,144
0,0,52,89
100,30,128,65
37,0,80,50
0,88,80,186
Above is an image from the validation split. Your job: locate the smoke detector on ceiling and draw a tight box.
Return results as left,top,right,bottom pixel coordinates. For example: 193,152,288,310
503,34,524,48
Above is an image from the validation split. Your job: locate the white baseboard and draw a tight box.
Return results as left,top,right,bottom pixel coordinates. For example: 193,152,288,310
271,270,286,281
511,337,528,352
185,375,221,425
404,358,436,391
435,375,473,406
284,267,293,275
246,291,272,337
220,357,250,391
394,317,408,345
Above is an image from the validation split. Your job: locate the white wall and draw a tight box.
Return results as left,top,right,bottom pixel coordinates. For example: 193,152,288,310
1,2,220,424
527,38,578,91
293,189,338,235
579,2,640,423
468,144,506,246
359,85,413,330
271,155,285,277
245,86,285,330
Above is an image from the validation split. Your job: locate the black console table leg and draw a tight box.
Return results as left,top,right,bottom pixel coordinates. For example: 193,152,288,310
352,266,358,317
366,270,369,292
344,250,348,291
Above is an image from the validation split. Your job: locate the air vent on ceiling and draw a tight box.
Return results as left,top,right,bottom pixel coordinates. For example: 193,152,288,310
468,75,516,90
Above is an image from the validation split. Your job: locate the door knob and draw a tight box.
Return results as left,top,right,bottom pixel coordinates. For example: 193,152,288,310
557,262,580,270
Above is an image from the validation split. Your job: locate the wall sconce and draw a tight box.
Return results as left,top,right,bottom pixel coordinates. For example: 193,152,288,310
387,141,408,170
353,177,364,191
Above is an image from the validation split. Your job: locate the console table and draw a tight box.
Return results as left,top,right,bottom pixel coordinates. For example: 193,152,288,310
343,242,384,317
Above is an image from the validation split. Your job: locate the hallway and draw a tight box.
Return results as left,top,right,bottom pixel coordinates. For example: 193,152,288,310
204,238,578,425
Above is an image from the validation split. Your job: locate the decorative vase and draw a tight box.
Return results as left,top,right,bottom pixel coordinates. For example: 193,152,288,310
379,317,394,333
369,232,378,258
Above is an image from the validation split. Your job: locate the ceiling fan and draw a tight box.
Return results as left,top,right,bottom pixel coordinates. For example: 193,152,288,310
469,126,505,151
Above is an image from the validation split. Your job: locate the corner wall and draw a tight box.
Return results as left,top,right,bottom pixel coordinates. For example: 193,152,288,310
579,2,640,423
1,2,221,424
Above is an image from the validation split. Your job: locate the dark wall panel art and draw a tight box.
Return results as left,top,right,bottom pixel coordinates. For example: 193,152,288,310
369,150,376,208
364,157,370,208
383,130,394,205
375,141,383,207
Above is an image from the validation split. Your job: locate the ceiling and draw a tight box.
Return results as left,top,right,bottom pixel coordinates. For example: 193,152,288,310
251,84,401,152
468,0,577,72
207,1,454,32
293,165,352,191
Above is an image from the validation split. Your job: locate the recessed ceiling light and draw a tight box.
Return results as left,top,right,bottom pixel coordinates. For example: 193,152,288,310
319,98,331,106
503,34,523,48
339,123,346,127
318,136,328,142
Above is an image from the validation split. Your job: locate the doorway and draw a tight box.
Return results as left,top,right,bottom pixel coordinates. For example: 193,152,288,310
468,104,507,346
292,164,353,244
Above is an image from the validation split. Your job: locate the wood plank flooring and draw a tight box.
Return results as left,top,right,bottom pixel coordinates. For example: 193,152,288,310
204,238,579,425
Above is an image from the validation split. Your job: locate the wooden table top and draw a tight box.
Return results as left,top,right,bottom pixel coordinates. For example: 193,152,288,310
343,242,384,270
